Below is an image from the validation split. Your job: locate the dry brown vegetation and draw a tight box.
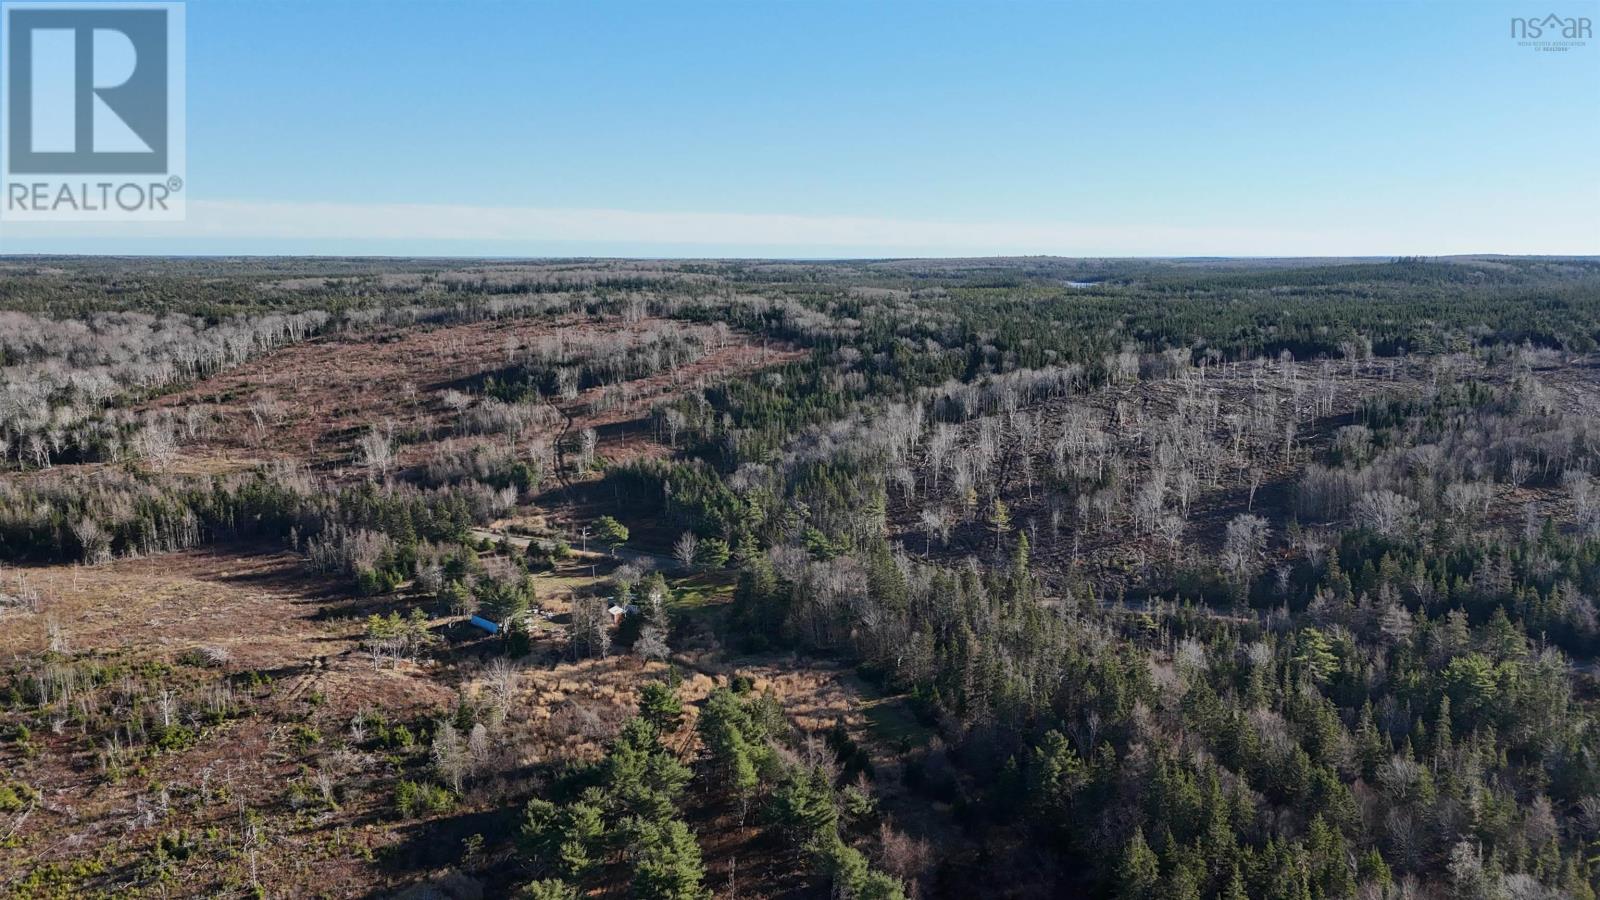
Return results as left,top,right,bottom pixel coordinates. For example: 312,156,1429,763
0,549,458,897
9,257,1600,900
0,534,938,898
138,315,799,476
0,300,827,897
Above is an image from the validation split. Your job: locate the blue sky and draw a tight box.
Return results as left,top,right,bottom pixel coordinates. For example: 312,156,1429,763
2,0,1597,256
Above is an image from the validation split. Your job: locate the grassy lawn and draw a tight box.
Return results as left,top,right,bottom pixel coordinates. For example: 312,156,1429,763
669,571,734,606
846,676,933,749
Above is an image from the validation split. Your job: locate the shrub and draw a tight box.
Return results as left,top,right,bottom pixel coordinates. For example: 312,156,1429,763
0,780,38,812
395,780,456,818
517,880,579,900
152,723,197,752
291,724,322,751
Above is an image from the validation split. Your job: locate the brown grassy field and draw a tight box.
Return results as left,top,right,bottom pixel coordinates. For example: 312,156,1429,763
139,315,801,476
0,309,893,898
0,537,945,898
0,548,464,897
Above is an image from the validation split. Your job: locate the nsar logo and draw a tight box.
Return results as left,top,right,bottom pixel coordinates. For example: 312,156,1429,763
1510,12,1592,51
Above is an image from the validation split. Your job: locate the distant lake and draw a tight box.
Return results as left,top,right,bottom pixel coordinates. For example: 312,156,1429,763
1065,280,1102,288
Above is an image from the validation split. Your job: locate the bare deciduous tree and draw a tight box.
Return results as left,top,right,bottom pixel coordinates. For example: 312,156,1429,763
673,531,699,569
1221,513,1269,589
356,424,395,478
1354,489,1418,538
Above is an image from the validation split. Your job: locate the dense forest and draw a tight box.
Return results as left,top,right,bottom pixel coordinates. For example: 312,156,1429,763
2,255,1600,899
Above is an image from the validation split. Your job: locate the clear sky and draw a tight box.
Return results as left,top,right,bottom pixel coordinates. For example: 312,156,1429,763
1,0,1597,257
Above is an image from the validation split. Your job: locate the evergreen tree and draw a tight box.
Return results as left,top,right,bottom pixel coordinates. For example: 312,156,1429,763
1355,700,1386,779
695,537,731,569
989,497,1013,551
1116,827,1161,900
594,515,630,556
697,688,761,807
516,879,579,900
1357,849,1393,891
638,681,684,734
1433,694,1454,763
1222,864,1250,900
770,765,839,848
632,818,708,900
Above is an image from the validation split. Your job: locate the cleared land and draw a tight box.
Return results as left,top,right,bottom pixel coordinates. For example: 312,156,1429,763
1,536,944,898
139,315,801,474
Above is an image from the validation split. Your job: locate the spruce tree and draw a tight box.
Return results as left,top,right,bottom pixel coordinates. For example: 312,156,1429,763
1116,827,1161,900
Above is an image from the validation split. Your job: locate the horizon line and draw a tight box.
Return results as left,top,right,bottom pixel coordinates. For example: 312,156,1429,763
3,252,1599,263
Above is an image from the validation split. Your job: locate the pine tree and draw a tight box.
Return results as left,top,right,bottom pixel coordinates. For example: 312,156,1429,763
695,537,731,569
638,681,684,735
632,818,708,900
594,515,630,556
771,765,839,848
516,879,579,900
1307,814,1354,898
1013,530,1030,577
1433,694,1454,765
517,797,602,881
1200,773,1237,882
1561,855,1597,900
1293,627,1336,684
1222,864,1249,900
603,718,690,821
556,801,603,880
1162,862,1202,900
1355,699,1386,779
1116,827,1161,900
1357,849,1393,891
518,798,563,872
697,688,760,806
